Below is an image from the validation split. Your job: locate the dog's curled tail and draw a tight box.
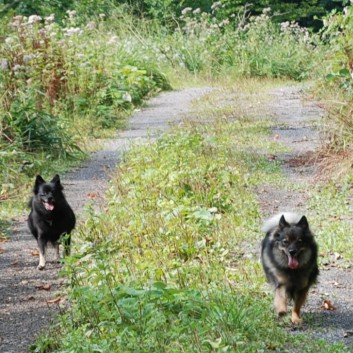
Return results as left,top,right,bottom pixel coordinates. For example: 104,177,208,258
261,212,304,233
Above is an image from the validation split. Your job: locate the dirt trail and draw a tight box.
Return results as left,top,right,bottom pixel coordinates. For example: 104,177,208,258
259,85,353,347
0,87,212,353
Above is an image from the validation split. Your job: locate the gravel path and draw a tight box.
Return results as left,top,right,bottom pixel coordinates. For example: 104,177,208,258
0,87,212,353
257,85,353,348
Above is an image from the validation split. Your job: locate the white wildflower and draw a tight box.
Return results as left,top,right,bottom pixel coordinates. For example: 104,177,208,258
86,21,96,30
193,8,201,15
11,16,24,27
181,7,192,16
263,7,271,14
63,27,83,36
12,64,22,71
23,53,36,63
99,13,106,19
281,21,290,30
211,2,221,10
220,19,229,27
5,37,14,45
107,35,118,45
45,14,55,22
66,10,77,18
28,15,42,24
122,92,132,103
0,59,8,70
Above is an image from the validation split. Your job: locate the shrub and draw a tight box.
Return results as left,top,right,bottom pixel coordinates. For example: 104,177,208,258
147,6,319,79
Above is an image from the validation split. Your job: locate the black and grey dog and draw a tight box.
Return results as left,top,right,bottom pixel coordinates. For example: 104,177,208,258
28,175,75,270
261,212,319,324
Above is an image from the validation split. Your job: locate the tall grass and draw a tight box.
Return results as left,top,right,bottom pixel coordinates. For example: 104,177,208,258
105,6,320,80
0,9,170,210
314,3,353,149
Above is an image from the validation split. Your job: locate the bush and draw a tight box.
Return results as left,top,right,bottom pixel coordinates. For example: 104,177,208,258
146,6,319,79
0,11,170,147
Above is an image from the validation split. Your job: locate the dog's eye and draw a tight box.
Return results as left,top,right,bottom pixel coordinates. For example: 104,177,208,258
297,239,303,243
282,239,289,245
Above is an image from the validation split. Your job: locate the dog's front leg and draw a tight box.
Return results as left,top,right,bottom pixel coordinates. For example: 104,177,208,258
54,242,60,263
37,236,47,270
274,286,288,316
63,234,71,257
291,288,308,325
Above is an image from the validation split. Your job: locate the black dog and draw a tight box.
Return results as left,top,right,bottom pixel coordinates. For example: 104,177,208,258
28,175,75,270
261,212,319,324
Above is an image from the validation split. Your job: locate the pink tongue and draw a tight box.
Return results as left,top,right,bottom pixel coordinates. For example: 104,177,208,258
44,202,54,211
288,256,299,269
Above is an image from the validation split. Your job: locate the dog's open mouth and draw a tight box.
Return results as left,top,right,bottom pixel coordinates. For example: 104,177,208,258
43,201,54,211
288,255,299,269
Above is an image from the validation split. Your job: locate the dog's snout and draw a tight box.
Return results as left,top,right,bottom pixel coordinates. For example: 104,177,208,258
288,249,297,256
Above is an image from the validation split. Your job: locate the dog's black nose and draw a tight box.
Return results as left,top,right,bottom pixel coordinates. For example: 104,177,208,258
289,249,297,256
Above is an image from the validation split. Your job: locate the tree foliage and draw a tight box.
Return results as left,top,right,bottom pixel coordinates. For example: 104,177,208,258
0,0,347,30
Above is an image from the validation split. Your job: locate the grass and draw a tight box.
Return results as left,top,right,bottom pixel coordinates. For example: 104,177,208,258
30,79,348,353
0,149,84,222
309,179,353,264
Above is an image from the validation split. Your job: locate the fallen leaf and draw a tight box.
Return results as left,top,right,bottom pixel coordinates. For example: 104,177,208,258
321,300,336,311
0,247,4,254
87,193,97,198
36,284,51,291
344,331,353,337
273,134,280,140
47,297,62,304
31,250,39,256
334,252,342,261
23,296,35,302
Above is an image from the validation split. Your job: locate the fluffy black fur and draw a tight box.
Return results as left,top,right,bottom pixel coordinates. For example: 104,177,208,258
28,174,75,270
261,213,319,324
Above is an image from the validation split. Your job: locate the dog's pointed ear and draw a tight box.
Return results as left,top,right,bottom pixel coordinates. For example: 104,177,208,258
296,215,308,230
34,175,45,193
51,174,63,190
51,174,60,183
279,215,290,229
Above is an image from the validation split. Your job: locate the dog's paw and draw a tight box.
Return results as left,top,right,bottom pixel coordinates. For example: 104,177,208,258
37,264,45,270
278,310,287,317
291,315,303,325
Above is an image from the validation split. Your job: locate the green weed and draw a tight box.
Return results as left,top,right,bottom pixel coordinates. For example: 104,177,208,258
309,180,353,264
